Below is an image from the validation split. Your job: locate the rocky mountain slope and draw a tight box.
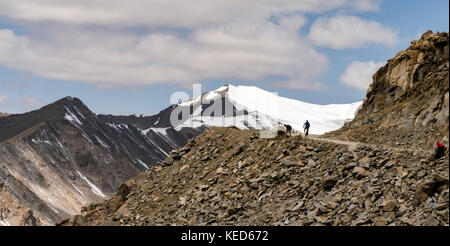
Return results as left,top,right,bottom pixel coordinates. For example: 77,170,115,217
0,85,361,226
0,97,178,225
62,30,449,227
327,30,449,150
97,109,204,153
64,127,448,226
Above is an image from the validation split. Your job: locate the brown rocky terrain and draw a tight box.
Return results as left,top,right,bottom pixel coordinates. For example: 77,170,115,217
62,127,448,226
326,30,449,151
1,179,44,226
61,30,449,227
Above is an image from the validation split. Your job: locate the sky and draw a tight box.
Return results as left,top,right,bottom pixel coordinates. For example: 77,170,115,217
0,0,448,115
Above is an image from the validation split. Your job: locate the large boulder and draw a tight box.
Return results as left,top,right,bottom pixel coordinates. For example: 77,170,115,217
414,174,449,206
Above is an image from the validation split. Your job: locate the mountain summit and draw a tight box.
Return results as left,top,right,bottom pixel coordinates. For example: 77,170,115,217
0,96,172,225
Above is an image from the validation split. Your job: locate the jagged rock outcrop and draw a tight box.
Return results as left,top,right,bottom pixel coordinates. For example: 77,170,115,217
327,30,449,150
66,127,448,226
357,30,448,127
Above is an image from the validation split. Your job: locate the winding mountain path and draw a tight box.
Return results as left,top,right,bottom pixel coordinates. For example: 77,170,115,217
310,135,433,154
259,129,433,154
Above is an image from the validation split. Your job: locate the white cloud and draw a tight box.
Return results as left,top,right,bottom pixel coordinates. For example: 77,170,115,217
0,18,329,90
339,61,385,90
0,0,383,90
0,0,381,28
308,15,398,49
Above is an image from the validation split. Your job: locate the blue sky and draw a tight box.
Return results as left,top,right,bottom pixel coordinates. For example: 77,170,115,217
0,0,448,115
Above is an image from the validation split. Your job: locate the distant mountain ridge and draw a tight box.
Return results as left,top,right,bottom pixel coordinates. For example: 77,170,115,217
0,97,190,225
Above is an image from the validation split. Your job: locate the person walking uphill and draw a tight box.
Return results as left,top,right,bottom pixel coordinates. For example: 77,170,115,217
303,120,310,136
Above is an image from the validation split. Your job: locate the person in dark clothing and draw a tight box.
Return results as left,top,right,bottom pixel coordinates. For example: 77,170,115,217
433,141,447,159
303,120,310,136
23,210,37,226
283,124,292,137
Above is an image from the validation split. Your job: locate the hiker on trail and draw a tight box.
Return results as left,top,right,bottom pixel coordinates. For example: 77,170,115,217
433,141,447,159
277,122,292,137
303,120,310,136
283,124,292,137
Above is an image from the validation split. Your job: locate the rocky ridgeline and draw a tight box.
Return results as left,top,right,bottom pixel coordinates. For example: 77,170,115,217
0,97,173,225
62,127,449,226
328,31,449,150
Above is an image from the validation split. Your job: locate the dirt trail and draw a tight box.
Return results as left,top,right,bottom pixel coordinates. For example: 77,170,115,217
309,135,433,154
260,129,433,154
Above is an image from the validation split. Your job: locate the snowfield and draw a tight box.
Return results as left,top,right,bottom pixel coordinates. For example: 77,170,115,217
175,84,362,135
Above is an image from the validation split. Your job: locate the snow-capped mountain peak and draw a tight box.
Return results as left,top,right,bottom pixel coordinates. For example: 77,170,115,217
174,84,363,135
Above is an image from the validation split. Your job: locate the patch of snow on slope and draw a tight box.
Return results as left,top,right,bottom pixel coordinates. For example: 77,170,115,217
150,127,170,136
70,182,84,196
31,138,52,145
149,127,179,148
63,110,93,143
143,135,169,156
94,135,109,148
64,107,83,125
107,122,129,132
137,128,169,156
73,106,86,119
55,139,69,160
76,171,106,198
139,127,179,156
175,112,277,131
136,159,149,169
